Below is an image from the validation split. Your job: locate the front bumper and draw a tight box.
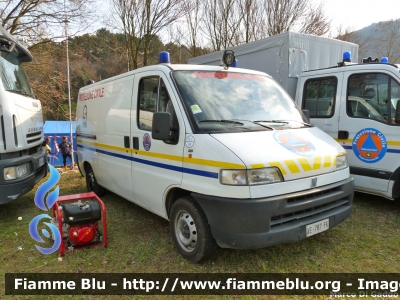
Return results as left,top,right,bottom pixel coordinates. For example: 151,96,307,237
0,147,47,204
192,177,354,249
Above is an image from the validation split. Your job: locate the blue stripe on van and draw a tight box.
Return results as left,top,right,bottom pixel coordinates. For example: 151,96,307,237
77,144,219,179
342,145,400,153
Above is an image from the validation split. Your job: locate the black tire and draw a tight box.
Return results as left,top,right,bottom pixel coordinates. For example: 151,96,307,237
170,197,216,263
85,164,106,196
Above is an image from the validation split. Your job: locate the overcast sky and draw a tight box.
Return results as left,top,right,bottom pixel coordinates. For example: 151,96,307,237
93,0,400,38
321,0,400,34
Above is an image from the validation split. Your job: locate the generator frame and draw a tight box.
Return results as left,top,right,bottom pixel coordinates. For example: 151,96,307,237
52,192,108,256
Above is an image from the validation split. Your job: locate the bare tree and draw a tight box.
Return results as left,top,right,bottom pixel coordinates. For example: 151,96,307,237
202,0,243,51
335,25,371,59
111,0,189,69
0,0,97,44
238,0,264,44
371,19,400,64
264,0,331,36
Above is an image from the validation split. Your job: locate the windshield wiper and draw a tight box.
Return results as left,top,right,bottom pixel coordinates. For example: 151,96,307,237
274,120,312,127
254,120,312,127
198,119,244,125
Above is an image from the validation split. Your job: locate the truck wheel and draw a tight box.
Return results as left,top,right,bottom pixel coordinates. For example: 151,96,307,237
170,197,216,263
85,164,106,196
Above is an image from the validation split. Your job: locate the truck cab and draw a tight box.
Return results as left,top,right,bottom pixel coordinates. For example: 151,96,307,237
296,57,400,201
0,25,47,204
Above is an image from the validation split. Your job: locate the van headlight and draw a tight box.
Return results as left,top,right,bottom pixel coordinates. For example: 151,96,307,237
336,154,348,171
220,167,283,185
4,163,31,181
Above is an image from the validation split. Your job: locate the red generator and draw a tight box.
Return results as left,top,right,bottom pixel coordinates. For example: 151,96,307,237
51,192,107,256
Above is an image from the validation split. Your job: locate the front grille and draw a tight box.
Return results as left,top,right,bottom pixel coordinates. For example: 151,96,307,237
271,199,349,228
28,145,38,155
26,131,42,144
287,186,342,204
26,131,42,138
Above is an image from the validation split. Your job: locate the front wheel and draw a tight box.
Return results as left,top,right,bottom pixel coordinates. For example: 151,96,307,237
170,197,216,263
85,164,106,196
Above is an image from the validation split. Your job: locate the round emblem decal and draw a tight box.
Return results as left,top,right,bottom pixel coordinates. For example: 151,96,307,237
273,132,316,157
143,133,151,151
352,128,387,163
185,135,195,148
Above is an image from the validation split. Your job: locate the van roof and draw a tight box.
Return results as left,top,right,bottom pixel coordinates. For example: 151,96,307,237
79,64,271,91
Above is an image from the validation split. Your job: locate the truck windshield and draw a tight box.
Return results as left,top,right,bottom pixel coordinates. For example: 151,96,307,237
0,50,34,98
172,70,306,133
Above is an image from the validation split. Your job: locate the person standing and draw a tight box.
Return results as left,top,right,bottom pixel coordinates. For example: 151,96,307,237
42,137,51,163
59,136,73,170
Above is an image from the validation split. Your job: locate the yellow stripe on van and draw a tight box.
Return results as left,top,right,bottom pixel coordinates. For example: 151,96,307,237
388,141,400,146
324,155,331,168
284,160,300,174
297,158,312,171
268,162,287,175
250,164,265,169
335,138,352,143
77,139,245,169
313,155,321,170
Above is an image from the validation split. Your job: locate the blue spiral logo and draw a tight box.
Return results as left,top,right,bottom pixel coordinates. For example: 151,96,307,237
30,164,61,254
34,164,60,211
29,214,61,254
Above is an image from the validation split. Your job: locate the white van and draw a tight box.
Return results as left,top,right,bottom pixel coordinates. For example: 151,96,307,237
189,32,400,203
76,53,354,262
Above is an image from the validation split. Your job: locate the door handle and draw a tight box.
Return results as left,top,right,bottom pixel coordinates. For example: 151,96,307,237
132,137,139,150
338,131,349,139
124,136,130,148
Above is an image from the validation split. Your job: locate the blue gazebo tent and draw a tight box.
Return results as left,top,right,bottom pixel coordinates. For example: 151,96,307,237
43,121,76,167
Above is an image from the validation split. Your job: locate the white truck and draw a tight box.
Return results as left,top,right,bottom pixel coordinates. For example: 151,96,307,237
189,31,400,202
0,26,47,204
76,51,354,262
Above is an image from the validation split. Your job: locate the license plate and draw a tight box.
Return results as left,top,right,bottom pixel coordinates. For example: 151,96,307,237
306,218,329,237
38,157,45,167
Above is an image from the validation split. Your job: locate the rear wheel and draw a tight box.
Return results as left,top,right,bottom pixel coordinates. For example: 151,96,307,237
170,197,216,263
85,164,106,196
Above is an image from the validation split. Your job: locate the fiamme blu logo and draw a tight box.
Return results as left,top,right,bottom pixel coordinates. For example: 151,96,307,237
29,165,61,254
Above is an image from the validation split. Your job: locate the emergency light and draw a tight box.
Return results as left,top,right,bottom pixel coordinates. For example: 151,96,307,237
230,59,238,68
343,51,351,62
159,51,170,64
381,57,389,63
222,50,235,69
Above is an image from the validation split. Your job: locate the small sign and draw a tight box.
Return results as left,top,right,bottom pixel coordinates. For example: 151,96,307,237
143,133,151,151
191,105,202,115
185,135,195,148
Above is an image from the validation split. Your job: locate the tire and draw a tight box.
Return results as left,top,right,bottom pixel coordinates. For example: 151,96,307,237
85,164,106,196
170,197,216,263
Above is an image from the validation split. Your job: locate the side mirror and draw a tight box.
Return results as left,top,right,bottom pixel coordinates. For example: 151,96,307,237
152,112,171,140
395,101,400,124
302,109,310,123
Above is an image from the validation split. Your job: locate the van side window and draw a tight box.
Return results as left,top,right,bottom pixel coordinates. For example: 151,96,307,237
347,73,388,123
303,77,336,118
390,79,400,125
137,77,179,142
138,77,159,131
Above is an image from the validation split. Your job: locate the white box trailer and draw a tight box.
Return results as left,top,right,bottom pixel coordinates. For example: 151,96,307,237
189,31,358,99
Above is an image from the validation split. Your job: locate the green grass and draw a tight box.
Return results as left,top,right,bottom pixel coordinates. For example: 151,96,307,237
1,170,400,299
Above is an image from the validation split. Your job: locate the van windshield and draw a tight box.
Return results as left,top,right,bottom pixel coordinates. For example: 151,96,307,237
0,50,34,98
172,70,307,133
